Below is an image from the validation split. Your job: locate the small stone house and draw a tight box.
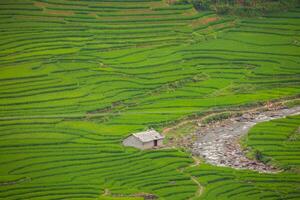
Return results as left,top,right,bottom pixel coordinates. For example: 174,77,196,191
123,129,164,150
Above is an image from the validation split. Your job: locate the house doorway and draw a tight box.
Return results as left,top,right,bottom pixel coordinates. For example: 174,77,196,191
154,140,158,147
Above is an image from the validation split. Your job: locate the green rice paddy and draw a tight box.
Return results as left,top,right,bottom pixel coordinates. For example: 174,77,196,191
244,115,300,170
187,163,300,200
0,0,300,199
187,115,300,200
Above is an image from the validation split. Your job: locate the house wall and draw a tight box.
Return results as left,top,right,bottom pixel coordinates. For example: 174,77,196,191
142,141,154,150
122,136,143,149
123,137,164,150
142,139,164,150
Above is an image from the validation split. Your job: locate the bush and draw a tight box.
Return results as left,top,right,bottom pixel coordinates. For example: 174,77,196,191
202,112,233,124
169,0,300,16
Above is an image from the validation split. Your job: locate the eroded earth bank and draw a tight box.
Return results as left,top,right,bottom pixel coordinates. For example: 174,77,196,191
164,102,300,173
191,105,300,173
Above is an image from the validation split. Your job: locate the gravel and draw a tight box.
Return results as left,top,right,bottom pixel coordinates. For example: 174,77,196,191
192,106,300,173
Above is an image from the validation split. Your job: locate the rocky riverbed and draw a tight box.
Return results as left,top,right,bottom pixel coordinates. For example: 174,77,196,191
191,105,300,173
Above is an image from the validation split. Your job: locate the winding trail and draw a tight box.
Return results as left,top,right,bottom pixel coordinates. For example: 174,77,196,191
190,156,201,167
192,106,300,173
189,176,203,200
187,157,203,200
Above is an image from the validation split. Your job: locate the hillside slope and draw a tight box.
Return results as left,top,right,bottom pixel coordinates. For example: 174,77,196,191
0,0,300,199
187,115,300,200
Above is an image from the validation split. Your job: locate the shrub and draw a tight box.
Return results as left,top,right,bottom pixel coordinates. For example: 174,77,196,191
169,0,300,16
202,112,233,124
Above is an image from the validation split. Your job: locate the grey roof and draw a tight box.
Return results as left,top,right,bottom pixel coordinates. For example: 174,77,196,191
132,129,164,143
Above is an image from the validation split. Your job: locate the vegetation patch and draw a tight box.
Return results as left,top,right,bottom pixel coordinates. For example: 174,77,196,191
0,0,299,199
186,163,300,200
242,115,300,171
202,111,239,124
170,0,300,16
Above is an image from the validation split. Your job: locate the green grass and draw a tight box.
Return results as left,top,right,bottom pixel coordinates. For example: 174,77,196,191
285,99,300,108
0,0,300,199
243,115,300,170
186,163,300,200
186,115,300,200
98,197,143,200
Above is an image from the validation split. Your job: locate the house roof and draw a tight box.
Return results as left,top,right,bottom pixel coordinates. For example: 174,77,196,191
132,129,164,143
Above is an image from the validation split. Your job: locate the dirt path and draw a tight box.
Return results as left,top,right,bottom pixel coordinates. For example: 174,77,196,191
190,156,201,167
102,188,111,196
189,176,203,200
192,106,300,173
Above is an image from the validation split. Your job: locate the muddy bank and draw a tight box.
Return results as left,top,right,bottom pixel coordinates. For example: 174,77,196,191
191,106,300,173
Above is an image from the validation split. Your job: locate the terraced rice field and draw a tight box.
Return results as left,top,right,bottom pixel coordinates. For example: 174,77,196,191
244,115,300,170
187,115,300,200
0,0,300,199
187,163,300,200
